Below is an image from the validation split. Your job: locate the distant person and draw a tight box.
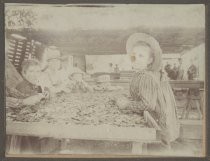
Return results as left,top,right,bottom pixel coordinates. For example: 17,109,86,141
172,63,178,80
187,60,198,80
164,62,171,73
164,62,172,80
108,63,114,73
114,64,120,73
177,58,184,80
42,46,72,94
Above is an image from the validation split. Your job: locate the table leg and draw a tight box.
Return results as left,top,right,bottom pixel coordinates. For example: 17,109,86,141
40,138,60,154
59,139,72,154
185,100,192,119
195,100,202,119
181,98,191,119
142,143,148,154
131,142,143,154
8,135,22,154
200,90,204,114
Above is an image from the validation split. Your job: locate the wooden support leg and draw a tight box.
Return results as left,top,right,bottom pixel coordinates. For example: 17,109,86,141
60,139,69,149
195,100,202,119
20,136,34,154
142,143,148,154
8,135,22,154
199,90,204,114
185,100,193,119
131,142,143,154
40,138,60,154
59,139,72,154
181,98,190,119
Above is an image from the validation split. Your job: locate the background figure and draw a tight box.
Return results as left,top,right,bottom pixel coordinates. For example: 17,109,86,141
187,59,198,80
164,62,172,79
114,64,120,73
176,58,184,80
172,63,178,80
108,63,114,73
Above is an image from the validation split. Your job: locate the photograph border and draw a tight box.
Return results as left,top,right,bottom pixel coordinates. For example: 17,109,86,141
0,0,209,160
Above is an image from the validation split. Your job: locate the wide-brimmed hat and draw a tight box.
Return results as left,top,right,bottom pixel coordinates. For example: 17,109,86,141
126,33,162,71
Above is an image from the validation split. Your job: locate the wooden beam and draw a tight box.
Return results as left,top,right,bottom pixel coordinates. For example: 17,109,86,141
6,122,157,142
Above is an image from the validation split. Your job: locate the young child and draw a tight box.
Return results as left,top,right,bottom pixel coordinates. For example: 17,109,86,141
42,46,73,95
69,67,94,92
6,59,49,154
16,59,50,99
116,33,180,148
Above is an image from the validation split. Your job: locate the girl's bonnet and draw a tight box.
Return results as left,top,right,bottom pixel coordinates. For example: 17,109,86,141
126,33,162,71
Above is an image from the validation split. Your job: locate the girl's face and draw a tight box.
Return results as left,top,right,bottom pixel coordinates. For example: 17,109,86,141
131,45,153,70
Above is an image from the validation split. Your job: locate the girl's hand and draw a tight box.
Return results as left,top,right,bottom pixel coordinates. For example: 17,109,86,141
22,94,44,106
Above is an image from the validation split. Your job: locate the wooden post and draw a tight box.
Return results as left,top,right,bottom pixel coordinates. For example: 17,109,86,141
40,138,60,154
131,142,143,154
195,100,202,119
8,135,22,154
142,143,148,154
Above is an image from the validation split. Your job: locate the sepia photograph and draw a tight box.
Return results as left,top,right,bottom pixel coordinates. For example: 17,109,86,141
5,3,205,157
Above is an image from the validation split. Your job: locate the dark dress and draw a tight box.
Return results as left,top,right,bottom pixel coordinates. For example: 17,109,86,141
129,70,180,142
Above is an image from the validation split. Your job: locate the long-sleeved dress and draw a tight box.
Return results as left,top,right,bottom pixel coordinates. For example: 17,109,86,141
130,70,180,142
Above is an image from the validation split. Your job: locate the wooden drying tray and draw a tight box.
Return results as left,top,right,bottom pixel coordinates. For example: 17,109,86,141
86,79,205,89
6,111,161,154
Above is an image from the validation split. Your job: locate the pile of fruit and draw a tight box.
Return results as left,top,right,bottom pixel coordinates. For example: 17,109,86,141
7,91,147,127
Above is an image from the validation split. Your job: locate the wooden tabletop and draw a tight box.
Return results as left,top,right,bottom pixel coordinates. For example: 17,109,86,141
169,80,204,89
6,121,157,142
86,78,205,89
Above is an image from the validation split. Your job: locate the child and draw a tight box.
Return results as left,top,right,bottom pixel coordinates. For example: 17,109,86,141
116,33,180,148
6,59,49,154
69,67,94,92
42,46,73,94
16,59,50,99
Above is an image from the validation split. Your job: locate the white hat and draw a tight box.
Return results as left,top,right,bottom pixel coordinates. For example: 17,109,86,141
126,33,162,71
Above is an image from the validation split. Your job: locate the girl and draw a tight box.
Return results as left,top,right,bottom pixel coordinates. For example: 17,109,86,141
116,33,180,148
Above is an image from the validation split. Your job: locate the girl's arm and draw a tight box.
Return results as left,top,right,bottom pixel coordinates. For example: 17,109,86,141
115,96,149,114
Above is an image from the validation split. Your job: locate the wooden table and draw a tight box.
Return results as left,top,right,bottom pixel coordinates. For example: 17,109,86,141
169,80,204,119
169,80,204,89
86,79,205,119
6,111,161,155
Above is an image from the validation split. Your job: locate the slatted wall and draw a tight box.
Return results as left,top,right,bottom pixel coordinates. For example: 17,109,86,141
7,34,41,73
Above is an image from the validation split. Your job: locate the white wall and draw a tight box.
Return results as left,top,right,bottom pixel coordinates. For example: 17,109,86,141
86,54,132,74
181,44,205,80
